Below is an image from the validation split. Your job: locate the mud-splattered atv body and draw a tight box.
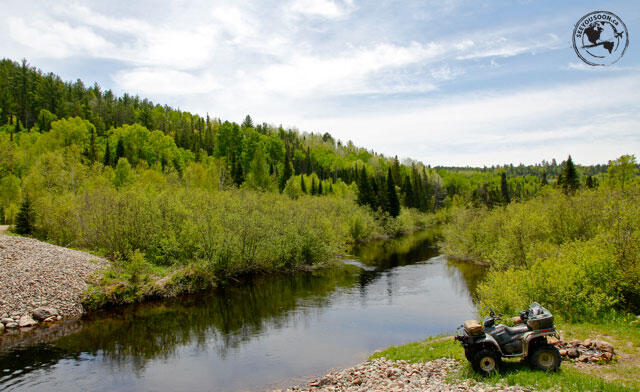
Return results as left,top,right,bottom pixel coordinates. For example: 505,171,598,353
455,302,561,374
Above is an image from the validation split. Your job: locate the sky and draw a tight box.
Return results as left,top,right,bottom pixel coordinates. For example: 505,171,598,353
1,0,638,166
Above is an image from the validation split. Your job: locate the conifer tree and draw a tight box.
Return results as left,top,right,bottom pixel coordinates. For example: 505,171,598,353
241,114,253,128
586,175,594,189
402,175,414,208
541,171,548,186
311,177,317,195
500,172,510,204
103,139,111,167
386,168,400,217
15,197,35,235
357,166,372,207
88,126,98,162
300,175,307,193
115,139,125,164
391,156,401,185
318,180,323,195
563,155,579,194
279,151,293,192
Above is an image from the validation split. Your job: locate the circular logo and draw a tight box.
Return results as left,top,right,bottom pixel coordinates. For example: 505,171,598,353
573,11,629,66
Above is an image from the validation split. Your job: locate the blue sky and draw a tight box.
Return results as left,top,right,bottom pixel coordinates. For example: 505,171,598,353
2,0,638,166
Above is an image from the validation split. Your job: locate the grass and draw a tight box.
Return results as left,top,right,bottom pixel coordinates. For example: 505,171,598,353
370,321,640,392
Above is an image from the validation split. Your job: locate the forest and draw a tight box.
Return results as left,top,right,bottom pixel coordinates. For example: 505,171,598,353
0,58,634,311
443,154,640,321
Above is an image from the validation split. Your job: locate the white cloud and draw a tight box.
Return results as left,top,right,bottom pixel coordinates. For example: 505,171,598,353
290,75,640,166
114,68,219,95
287,0,354,19
7,16,114,58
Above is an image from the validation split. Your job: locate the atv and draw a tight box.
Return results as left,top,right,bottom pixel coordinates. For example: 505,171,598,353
454,302,561,374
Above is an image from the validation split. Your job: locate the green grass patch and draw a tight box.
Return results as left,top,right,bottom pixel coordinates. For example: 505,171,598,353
456,361,637,392
370,325,639,392
370,335,464,362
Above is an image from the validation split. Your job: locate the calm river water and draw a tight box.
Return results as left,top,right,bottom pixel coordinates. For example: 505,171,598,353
0,229,485,391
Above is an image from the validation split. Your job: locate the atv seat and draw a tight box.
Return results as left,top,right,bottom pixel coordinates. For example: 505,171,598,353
504,324,530,335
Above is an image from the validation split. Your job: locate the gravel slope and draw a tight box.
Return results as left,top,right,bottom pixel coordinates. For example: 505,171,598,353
0,234,109,318
282,358,532,392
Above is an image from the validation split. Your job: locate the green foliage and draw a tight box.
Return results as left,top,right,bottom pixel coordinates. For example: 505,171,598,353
608,154,638,192
562,155,580,194
15,196,34,234
113,158,134,188
442,166,640,320
370,335,464,362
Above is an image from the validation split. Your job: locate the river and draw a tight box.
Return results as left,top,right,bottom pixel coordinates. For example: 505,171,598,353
0,229,485,391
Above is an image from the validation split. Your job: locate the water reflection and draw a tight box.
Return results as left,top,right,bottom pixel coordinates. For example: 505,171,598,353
0,229,486,392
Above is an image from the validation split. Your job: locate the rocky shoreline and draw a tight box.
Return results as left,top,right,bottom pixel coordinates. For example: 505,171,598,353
280,358,531,392
0,234,109,335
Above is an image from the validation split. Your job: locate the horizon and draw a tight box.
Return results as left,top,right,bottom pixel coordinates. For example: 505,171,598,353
2,0,638,166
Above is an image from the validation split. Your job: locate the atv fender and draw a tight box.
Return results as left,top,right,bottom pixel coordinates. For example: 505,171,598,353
473,334,503,355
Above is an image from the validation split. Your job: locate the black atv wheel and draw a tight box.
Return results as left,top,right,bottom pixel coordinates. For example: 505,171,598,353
472,349,500,374
464,348,474,362
529,344,561,371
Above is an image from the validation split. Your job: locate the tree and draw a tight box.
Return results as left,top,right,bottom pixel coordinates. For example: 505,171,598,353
104,139,112,167
113,158,134,188
279,151,293,192
500,172,510,204
318,180,323,195
115,138,126,163
247,144,270,191
563,155,579,194
241,114,253,128
311,177,317,195
607,154,637,191
300,175,307,193
15,197,35,235
585,175,594,189
541,171,548,186
88,126,98,162
357,166,372,207
386,168,400,217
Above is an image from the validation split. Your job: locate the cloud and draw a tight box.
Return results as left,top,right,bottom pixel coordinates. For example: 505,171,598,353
291,75,640,166
287,0,354,19
114,68,219,95
8,5,218,70
7,16,114,58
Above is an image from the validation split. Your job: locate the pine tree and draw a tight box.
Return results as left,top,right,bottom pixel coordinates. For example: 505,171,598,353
311,177,317,195
402,175,414,208
357,166,372,207
279,151,293,192
318,180,323,195
300,175,307,193
541,171,548,186
15,197,35,235
103,139,111,167
88,126,98,162
586,175,594,189
115,138,125,164
241,114,253,128
563,155,579,194
386,168,400,217
391,156,401,185
500,172,510,204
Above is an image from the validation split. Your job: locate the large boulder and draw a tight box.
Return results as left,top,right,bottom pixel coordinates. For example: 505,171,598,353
18,314,37,327
596,340,615,353
32,307,60,321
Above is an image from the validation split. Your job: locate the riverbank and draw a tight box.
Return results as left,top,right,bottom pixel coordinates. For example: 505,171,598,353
352,321,640,392
0,234,109,333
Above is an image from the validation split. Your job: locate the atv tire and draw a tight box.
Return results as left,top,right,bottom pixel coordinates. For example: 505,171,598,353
464,348,474,362
472,349,500,374
529,344,561,371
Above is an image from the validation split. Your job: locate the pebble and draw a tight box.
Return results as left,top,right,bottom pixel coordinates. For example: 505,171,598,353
283,358,530,392
0,235,109,323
